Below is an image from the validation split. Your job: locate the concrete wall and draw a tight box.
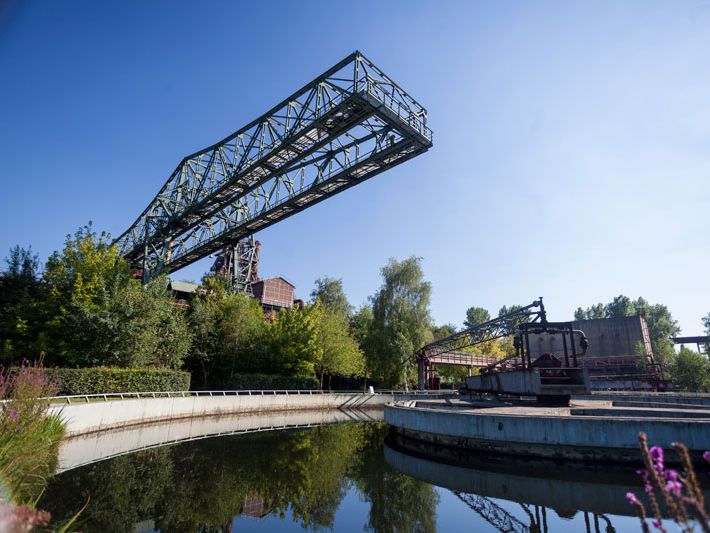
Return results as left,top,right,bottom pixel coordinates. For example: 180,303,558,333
58,408,384,473
384,403,709,460
49,392,440,437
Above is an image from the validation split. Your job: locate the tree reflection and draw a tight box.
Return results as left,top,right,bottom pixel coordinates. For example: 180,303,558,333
350,425,439,532
40,422,396,532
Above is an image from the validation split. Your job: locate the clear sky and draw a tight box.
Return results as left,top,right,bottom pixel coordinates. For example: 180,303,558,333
1,1,708,334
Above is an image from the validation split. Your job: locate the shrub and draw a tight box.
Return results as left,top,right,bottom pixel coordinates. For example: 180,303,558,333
219,373,319,391
42,367,191,395
0,361,64,502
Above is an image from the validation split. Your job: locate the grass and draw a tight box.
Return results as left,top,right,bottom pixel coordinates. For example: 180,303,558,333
0,361,67,529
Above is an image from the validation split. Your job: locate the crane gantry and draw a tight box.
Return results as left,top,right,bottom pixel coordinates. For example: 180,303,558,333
114,52,432,286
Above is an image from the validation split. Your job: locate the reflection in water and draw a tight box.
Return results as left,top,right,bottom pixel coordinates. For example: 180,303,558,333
41,422,436,532
39,421,705,532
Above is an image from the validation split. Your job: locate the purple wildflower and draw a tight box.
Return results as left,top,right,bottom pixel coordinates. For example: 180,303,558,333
626,492,640,505
665,480,683,497
703,451,710,463
663,469,678,482
649,446,664,471
6,408,19,422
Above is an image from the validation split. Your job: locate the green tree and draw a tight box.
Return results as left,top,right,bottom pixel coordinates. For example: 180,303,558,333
0,246,48,361
574,295,680,368
367,257,433,388
265,306,319,378
350,305,373,349
432,323,456,340
310,277,352,318
39,224,192,369
60,275,192,368
497,304,531,335
606,295,635,318
671,346,710,391
4,245,40,281
574,303,606,320
351,424,438,533
463,307,490,330
703,312,710,354
310,301,365,389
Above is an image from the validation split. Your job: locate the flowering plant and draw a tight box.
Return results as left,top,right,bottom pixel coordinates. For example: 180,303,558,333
626,432,709,533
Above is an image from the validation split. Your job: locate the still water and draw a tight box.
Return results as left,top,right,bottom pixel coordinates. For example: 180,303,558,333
40,421,687,532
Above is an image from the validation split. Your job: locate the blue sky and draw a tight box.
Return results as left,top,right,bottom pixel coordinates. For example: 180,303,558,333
1,1,708,335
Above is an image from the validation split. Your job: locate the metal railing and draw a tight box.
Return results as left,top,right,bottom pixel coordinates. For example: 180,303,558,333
44,389,456,405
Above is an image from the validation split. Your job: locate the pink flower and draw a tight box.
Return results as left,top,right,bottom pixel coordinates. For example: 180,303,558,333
663,469,679,482
649,446,664,470
665,480,683,497
626,492,640,505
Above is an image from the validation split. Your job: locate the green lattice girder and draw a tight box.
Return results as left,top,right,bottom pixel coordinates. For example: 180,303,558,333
114,51,432,280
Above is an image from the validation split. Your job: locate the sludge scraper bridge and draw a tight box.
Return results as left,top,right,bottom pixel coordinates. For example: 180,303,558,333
114,51,433,282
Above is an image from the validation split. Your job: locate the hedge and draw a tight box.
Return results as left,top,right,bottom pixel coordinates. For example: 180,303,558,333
221,373,319,391
43,367,191,395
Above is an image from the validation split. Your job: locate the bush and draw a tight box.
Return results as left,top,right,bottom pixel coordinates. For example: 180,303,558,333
42,367,191,395
1,361,64,503
220,373,319,391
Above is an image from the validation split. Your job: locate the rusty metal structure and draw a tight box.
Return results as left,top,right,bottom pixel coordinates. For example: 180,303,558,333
673,335,710,356
416,298,591,401
210,237,261,294
114,51,432,284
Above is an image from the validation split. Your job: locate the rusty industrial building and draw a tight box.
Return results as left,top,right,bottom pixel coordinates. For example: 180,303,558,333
251,277,301,312
528,315,666,390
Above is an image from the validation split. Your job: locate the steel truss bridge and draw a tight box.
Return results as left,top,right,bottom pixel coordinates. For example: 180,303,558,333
416,300,548,389
114,51,432,284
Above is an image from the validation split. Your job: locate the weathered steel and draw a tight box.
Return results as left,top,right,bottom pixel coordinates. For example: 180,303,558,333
416,299,591,395
114,52,432,282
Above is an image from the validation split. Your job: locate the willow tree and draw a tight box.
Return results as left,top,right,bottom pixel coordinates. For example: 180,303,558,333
367,257,432,389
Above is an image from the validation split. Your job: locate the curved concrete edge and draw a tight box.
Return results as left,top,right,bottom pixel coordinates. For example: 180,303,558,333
383,444,639,517
48,393,446,437
384,403,710,461
58,408,384,473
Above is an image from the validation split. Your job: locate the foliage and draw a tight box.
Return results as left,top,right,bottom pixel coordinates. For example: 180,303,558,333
574,295,680,368
1,226,193,370
464,307,490,330
497,304,531,335
219,373,319,390
188,277,267,385
188,275,364,388
350,305,373,358
40,422,374,532
38,367,191,395
264,305,319,378
310,301,365,388
59,275,193,369
0,246,50,362
0,361,64,503
432,323,456,341
310,277,352,318
367,257,433,388
671,347,710,392
626,432,709,532
351,423,438,532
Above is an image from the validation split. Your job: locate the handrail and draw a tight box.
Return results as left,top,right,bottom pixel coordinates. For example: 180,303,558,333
42,389,456,404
